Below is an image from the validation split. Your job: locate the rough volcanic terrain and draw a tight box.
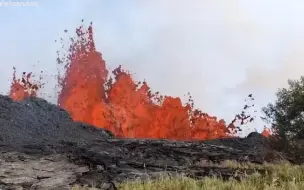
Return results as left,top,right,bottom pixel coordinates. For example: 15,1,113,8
0,95,284,190
0,21,278,190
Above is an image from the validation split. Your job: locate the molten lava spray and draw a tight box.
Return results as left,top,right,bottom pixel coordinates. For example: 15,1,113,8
9,22,265,140
261,127,271,137
9,67,42,101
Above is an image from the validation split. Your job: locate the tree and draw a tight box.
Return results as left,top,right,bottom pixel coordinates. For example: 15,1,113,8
262,76,304,142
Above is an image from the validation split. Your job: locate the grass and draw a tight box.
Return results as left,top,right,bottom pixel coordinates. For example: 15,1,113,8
72,161,304,190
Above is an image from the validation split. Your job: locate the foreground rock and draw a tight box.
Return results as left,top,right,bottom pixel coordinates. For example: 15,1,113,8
0,95,284,189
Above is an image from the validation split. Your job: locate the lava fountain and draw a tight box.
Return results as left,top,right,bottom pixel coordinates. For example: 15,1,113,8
9,22,266,140
9,67,42,101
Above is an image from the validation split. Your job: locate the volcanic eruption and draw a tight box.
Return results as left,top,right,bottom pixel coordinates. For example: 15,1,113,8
8,22,269,140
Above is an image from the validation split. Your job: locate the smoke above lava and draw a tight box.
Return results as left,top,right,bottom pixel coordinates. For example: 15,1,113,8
8,22,272,140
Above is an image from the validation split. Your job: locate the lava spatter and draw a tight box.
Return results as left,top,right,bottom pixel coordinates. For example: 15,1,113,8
9,67,42,101
55,23,238,140
9,22,269,140
57,23,108,125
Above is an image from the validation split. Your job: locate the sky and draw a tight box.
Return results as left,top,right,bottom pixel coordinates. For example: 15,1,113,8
1,0,304,135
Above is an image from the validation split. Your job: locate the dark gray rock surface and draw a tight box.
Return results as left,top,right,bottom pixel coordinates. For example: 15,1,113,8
0,95,284,189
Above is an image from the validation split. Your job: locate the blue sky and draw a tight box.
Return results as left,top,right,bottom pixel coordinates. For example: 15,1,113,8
1,0,304,135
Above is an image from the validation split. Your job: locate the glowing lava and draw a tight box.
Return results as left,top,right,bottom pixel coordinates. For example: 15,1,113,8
9,67,42,101
9,22,264,140
261,127,271,138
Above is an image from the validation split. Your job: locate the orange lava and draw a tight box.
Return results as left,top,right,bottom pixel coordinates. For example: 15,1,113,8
9,22,269,140
9,67,41,101
261,127,271,138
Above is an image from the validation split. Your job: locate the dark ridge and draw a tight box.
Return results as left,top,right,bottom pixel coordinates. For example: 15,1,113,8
0,95,286,189
0,95,113,147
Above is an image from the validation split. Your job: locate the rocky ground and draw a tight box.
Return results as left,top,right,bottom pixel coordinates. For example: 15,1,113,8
0,95,287,190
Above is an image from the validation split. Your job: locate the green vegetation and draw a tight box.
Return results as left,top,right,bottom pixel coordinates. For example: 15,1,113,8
72,161,304,190
262,76,304,162
262,76,304,142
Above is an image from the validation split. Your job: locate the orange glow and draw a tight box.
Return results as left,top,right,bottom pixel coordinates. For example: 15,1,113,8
9,67,41,101
261,127,271,138
9,23,259,140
